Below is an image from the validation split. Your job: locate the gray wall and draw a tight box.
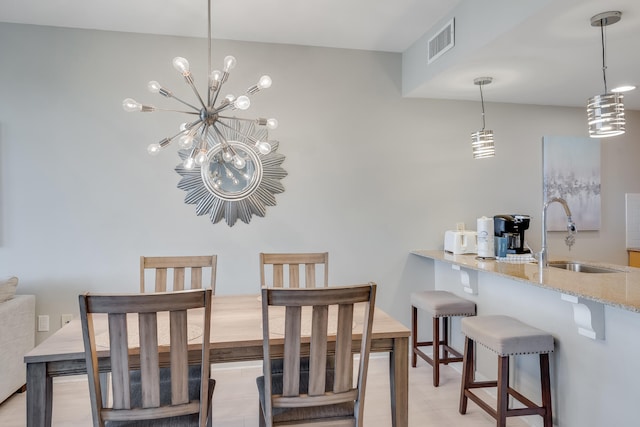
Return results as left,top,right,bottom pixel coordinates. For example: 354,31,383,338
1,22,640,346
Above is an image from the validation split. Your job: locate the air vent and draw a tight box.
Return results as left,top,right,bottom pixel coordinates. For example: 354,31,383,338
428,18,455,64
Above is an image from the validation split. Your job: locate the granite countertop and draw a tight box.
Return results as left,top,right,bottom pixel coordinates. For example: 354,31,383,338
411,250,640,313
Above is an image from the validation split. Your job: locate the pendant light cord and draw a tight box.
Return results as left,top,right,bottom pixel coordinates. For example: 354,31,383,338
479,82,486,131
600,21,608,94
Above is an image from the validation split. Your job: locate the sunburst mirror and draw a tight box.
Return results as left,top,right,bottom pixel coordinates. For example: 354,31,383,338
175,119,287,226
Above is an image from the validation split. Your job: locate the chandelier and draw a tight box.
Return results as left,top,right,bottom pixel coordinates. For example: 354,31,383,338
122,0,287,226
471,77,495,159
587,11,625,138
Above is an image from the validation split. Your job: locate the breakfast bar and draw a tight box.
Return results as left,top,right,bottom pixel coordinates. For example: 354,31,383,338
410,250,640,427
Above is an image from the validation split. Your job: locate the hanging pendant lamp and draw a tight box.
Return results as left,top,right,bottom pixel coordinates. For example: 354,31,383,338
587,11,625,138
471,77,495,159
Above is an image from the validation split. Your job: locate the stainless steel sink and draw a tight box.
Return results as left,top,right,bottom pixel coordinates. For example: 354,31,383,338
548,261,622,274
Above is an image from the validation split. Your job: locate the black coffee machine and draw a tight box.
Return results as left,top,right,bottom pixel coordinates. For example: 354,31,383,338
494,214,531,254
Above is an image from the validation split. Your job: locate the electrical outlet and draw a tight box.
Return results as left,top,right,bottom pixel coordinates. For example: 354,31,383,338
61,314,73,327
38,315,50,332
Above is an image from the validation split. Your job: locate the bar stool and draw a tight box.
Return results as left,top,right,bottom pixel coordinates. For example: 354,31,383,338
411,290,476,386
459,315,554,427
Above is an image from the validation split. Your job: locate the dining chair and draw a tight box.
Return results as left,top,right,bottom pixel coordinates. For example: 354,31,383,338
79,288,214,427
140,255,217,294
257,283,377,427
259,252,328,289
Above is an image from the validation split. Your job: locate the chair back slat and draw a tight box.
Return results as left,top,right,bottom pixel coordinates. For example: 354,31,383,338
260,284,376,427
308,305,329,396
191,267,203,289
138,312,160,408
282,306,301,397
260,252,328,290
140,256,217,293
79,289,213,427
305,264,317,288
170,310,190,405
334,304,354,393
108,313,131,410
173,267,186,291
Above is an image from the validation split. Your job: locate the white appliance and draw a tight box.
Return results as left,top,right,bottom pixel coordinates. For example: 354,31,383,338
477,216,495,258
444,231,478,254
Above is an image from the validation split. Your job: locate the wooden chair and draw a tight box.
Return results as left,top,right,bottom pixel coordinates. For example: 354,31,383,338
257,283,377,427
79,289,214,427
140,256,217,294
259,252,328,289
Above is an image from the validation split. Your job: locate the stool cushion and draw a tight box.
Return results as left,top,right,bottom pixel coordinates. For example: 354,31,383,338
461,315,554,356
410,291,476,317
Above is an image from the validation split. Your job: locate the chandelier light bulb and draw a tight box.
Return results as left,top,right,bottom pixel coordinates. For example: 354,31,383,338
257,141,272,155
223,55,237,72
266,118,279,130
258,75,272,90
172,57,190,75
147,143,161,155
122,98,142,112
183,157,195,169
233,156,246,169
209,70,222,83
195,150,209,166
147,81,162,93
234,95,251,110
178,134,195,149
124,0,285,227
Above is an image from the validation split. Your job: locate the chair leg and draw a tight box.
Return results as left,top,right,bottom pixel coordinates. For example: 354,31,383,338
432,316,440,386
540,353,553,427
459,336,473,414
411,306,418,368
497,355,509,427
442,316,450,363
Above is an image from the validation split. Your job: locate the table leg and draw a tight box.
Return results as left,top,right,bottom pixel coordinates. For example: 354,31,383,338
389,336,409,427
26,362,53,427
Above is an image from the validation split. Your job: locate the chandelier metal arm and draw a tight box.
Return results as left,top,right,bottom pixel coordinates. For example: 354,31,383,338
182,74,208,110
215,118,258,143
211,123,238,156
158,88,200,111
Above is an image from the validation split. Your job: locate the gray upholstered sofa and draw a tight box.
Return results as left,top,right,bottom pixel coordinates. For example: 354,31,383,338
0,277,35,404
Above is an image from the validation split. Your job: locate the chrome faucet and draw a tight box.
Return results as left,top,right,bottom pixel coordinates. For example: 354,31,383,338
539,197,577,270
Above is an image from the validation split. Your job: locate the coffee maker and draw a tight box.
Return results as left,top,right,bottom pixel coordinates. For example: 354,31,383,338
494,214,531,254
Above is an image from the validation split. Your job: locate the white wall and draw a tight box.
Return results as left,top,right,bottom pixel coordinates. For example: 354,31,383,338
1,23,640,345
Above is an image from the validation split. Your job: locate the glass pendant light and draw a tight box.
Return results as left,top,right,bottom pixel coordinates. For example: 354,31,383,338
587,11,625,138
471,77,495,159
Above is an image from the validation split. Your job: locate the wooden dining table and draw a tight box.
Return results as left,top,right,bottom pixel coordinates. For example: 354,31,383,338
24,294,410,427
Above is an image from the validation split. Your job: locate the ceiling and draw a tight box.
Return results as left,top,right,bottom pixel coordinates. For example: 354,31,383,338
1,0,639,109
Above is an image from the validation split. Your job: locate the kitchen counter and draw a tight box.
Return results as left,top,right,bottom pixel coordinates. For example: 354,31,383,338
411,250,640,313
410,249,640,426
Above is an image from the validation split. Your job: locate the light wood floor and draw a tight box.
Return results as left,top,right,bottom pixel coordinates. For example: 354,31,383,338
0,356,529,426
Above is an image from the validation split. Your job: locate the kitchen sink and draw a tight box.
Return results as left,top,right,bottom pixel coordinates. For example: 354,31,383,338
548,261,622,274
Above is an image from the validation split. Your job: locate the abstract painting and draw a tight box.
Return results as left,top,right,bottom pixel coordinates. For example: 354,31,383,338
543,136,601,231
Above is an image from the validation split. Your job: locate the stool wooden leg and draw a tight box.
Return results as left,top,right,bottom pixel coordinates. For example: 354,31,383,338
433,316,440,386
497,355,509,427
411,306,417,368
442,316,450,363
540,353,553,427
459,336,473,414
